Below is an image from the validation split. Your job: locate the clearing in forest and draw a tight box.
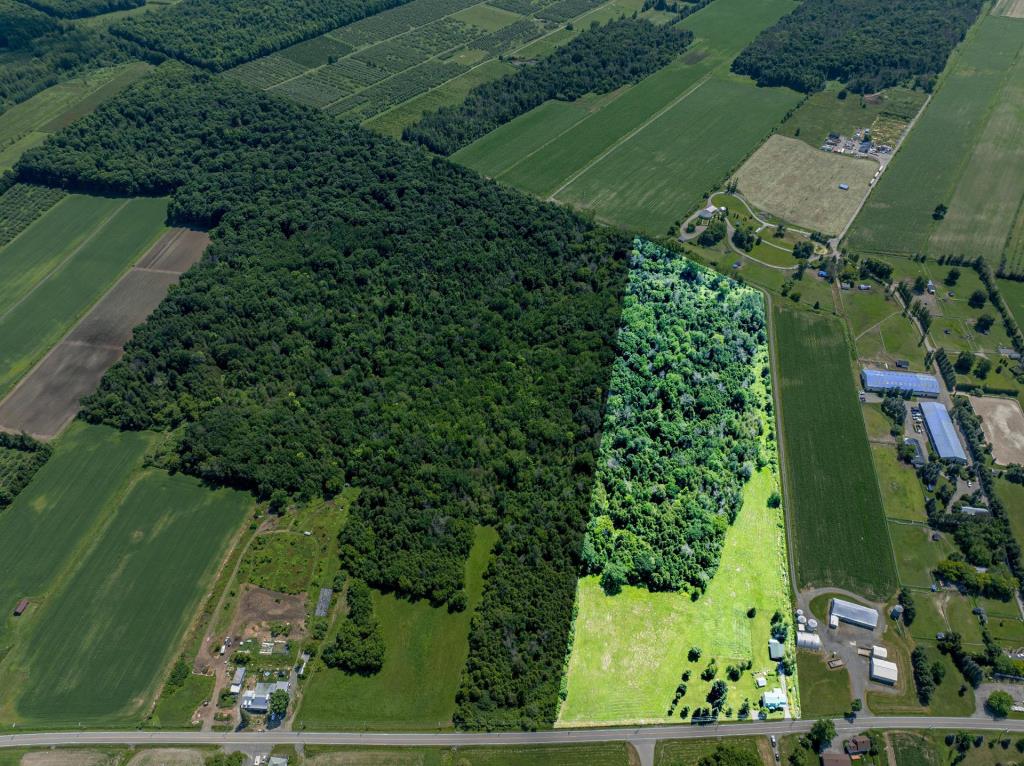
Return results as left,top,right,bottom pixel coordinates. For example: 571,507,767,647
735,134,878,235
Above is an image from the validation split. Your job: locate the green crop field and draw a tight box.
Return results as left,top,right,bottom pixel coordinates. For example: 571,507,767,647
0,195,167,396
847,17,1024,259
9,469,249,726
296,526,498,730
773,305,897,599
872,444,927,522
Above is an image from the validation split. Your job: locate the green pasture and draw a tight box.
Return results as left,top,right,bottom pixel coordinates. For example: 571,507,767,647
559,467,794,725
998,279,1024,327
11,469,248,725
654,738,766,766
773,306,896,599
922,266,1013,355
847,17,1024,257
301,743,633,765
888,521,951,588
945,593,986,646
842,284,899,338
238,532,318,594
862,403,893,442
909,591,950,642
854,311,928,370
780,83,925,149
873,445,927,522
0,195,167,397
795,651,850,717
296,526,498,730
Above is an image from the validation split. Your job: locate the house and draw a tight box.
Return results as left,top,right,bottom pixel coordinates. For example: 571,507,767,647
920,402,968,463
768,639,785,661
13,599,28,616
861,368,941,397
870,657,898,684
241,681,290,714
229,667,246,695
697,204,719,220
762,688,787,710
845,736,871,755
903,437,926,468
830,598,879,630
821,753,851,766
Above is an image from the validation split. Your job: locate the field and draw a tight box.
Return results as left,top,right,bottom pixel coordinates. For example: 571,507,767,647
7,469,249,725
295,526,498,730
735,134,879,235
773,305,897,599
967,395,1024,465
847,16,1024,261
998,478,1024,559
300,743,634,765
1000,279,1024,327
994,0,1024,16
888,521,953,588
872,444,927,522
237,532,318,594
558,467,793,725
654,738,768,766
0,184,66,248
795,650,851,717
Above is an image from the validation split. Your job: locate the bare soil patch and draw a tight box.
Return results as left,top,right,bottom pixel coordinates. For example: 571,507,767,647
67,270,180,348
22,751,111,766
968,395,1024,465
237,584,307,633
136,229,209,273
126,750,204,766
993,0,1024,17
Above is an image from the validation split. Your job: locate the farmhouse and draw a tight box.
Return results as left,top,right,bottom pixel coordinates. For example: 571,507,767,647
830,598,878,629
903,437,926,468
861,368,940,397
697,204,722,220
241,680,290,714
768,639,785,661
870,656,898,684
229,667,246,695
920,401,968,463
762,688,787,710
845,736,871,755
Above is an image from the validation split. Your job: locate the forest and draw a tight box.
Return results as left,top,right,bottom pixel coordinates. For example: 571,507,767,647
111,0,415,71
17,0,143,19
17,64,630,729
731,0,983,92
403,19,692,155
580,240,767,594
0,432,52,508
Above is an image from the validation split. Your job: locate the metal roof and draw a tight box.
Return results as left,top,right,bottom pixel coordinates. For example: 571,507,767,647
861,368,940,395
920,402,968,462
796,632,822,650
870,657,898,683
830,598,878,628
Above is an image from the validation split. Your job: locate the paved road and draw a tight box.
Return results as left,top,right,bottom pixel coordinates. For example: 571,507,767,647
1,717,1020,752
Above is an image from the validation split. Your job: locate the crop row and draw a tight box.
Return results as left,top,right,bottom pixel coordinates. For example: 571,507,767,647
271,73,352,108
328,60,467,119
535,0,605,22
485,0,553,14
473,18,547,54
224,55,310,89
330,0,482,48
0,184,66,249
279,36,355,69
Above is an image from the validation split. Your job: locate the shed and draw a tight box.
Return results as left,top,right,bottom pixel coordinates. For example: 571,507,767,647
830,598,878,629
315,587,332,617
871,645,888,659
861,368,941,397
797,632,822,651
920,401,968,463
890,604,904,620
229,666,246,695
821,753,851,766
870,657,898,684
845,736,871,755
768,639,785,661
13,599,29,616
762,688,787,710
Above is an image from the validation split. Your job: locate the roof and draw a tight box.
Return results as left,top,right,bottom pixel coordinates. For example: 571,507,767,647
870,657,899,682
797,632,822,650
960,505,991,516
768,639,785,660
831,598,878,628
762,688,787,707
871,645,887,658
269,758,289,766
822,754,852,766
920,402,968,461
845,736,871,754
315,587,332,617
861,368,941,396
231,667,246,685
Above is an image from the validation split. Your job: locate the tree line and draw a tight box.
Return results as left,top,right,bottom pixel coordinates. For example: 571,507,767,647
17,0,143,19
403,18,691,155
731,0,983,93
17,64,631,729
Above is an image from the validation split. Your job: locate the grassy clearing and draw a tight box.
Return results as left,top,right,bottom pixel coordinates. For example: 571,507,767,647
238,532,318,594
301,743,633,765
148,672,214,729
9,469,249,726
773,305,896,599
735,134,878,235
888,521,952,588
0,195,167,397
558,467,793,725
872,445,927,522
296,526,498,730
847,17,1024,258
654,738,767,766
795,650,851,717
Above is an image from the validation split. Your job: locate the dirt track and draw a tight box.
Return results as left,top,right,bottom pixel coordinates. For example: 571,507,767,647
968,394,1024,466
0,229,208,439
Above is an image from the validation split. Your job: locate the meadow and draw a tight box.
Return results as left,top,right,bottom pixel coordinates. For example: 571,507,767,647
0,195,167,397
12,469,250,725
888,521,953,588
238,532,319,594
872,444,927,522
847,16,1024,259
795,651,851,717
773,305,897,599
654,738,767,766
295,526,498,730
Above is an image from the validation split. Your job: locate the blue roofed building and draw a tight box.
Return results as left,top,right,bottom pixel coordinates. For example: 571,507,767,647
920,401,968,463
861,368,940,397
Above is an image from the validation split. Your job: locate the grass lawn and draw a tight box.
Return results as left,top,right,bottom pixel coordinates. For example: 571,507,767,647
946,592,986,647
796,650,851,717
734,134,878,235
773,306,896,599
238,532,318,595
301,743,633,765
888,522,951,590
886,731,1024,766
873,445,927,522
295,526,498,730
558,467,793,725
8,470,250,726
909,591,950,642
862,403,895,442
868,635,973,717
843,286,900,338
847,17,1024,258
148,672,214,729
654,738,768,766
0,195,168,397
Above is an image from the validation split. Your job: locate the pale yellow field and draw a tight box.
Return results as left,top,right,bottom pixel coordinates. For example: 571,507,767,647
993,0,1024,19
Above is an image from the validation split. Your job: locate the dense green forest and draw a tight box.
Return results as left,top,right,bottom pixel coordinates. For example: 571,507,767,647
581,240,767,594
111,0,415,71
1,0,59,50
18,64,629,729
403,19,691,155
17,0,143,19
731,0,983,92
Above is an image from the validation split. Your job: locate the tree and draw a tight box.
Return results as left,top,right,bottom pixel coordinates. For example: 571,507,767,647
269,689,289,719
914,275,927,294
974,357,992,379
975,314,995,334
697,219,727,246
933,203,948,220
850,698,862,712
808,718,836,752
689,647,702,662
987,690,1013,718
945,268,961,286
969,289,987,309
792,241,813,259
955,351,975,374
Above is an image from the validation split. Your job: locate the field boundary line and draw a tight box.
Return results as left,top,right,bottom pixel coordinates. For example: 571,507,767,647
547,73,713,202
854,309,901,340
0,198,129,326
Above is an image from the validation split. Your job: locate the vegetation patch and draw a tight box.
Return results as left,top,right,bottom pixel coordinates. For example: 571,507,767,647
17,0,143,19
238,533,318,595
0,432,52,509
795,650,850,717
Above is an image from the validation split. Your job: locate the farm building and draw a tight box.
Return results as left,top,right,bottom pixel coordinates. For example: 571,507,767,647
920,402,968,463
821,753,851,766
870,657,898,684
762,688,787,710
697,204,722,220
903,437,926,468
830,598,878,629
768,639,785,661
241,680,290,714
796,632,822,651
13,599,28,616
845,736,871,755
229,667,246,695
960,505,991,516
871,645,887,659
861,368,940,397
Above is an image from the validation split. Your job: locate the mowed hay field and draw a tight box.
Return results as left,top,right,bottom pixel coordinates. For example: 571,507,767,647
772,306,896,599
7,468,250,725
735,135,878,235
558,467,793,725
993,0,1024,18
0,195,168,398
454,0,801,234
847,16,1024,260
